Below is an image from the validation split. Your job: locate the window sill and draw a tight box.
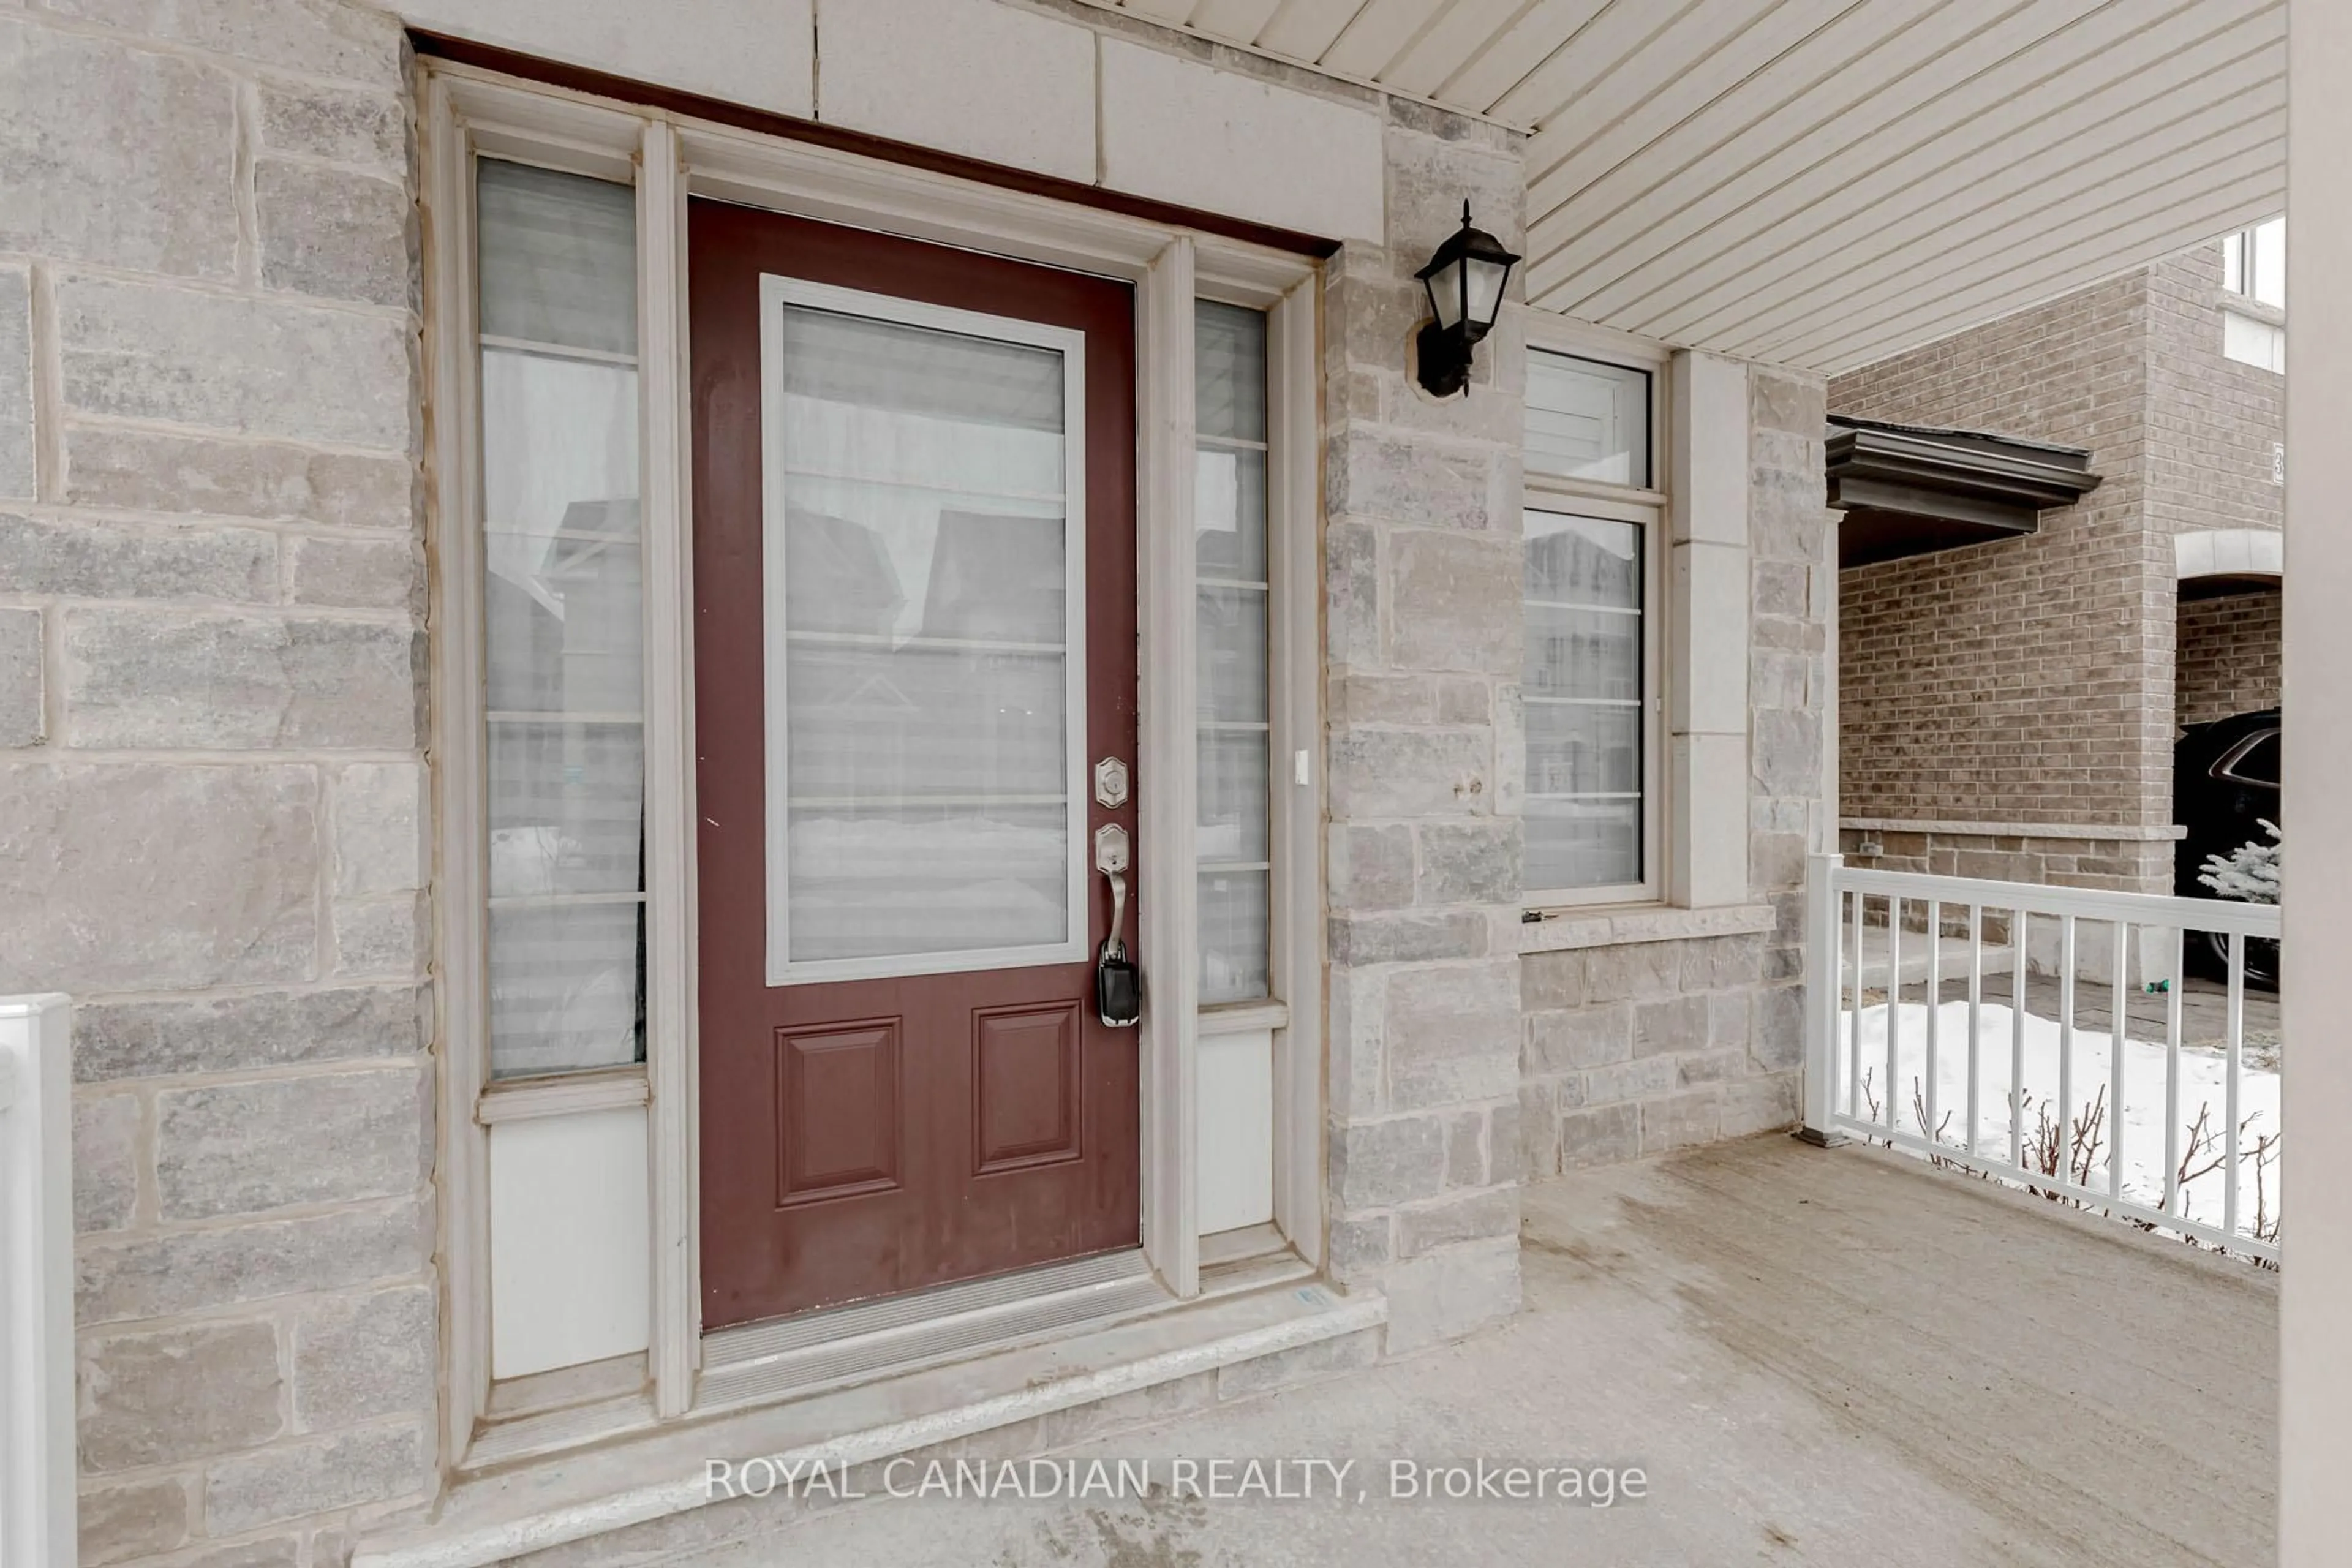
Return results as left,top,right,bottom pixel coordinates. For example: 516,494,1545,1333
1518,901,1777,955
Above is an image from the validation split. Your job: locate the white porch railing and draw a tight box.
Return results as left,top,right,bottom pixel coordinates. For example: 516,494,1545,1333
1,995,76,1568
1800,855,2283,1263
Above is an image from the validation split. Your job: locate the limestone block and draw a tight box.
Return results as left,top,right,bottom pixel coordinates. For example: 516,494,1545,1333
1640,1088,1722,1155
1581,940,1683,1004
1327,726,1490,820
74,1091,140,1232
257,80,406,170
292,1284,434,1431
78,1477,190,1567
1384,959,1518,1110
257,160,413,309
1395,1186,1518,1259
1325,966,1385,1120
1324,1213,1392,1275
1416,818,1520,906
1388,529,1520,674
76,1197,429,1325
1324,519,1381,668
0,763,318,993
1751,366,1826,435
78,1318,283,1471
1523,1004,1629,1075
819,0,1094,183
1327,910,1487,966
39,0,404,87
1099,37,1384,245
332,891,427,978
74,984,426,1082
1329,1114,1447,1212
203,1422,431,1534
1326,427,1502,533
1632,993,1711,1058
63,426,415,530
56,274,412,450
1383,121,1526,266
1328,821,1414,911
1751,982,1805,1071
1721,1071,1799,1138
0,265,30,499
1557,1101,1640,1170
1581,1055,1675,1106
1518,947,1586,1009
63,610,419,750
1751,708,1823,796
0,605,40,745
287,534,422,611
0,510,276,601
1517,1081,1559,1180
1676,932,1763,990
1707,991,1752,1053
1675,1047,1749,1087
156,1066,429,1221
1442,1107,1485,1187
1376,1234,1520,1354
0,18,240,279
332,763,423,895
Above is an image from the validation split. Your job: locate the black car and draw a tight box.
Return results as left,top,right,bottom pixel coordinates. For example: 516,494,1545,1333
2174,707,2280,986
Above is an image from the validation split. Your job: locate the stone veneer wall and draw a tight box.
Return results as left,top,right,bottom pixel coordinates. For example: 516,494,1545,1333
0,4,437,1565
2177,589,2283,730
1316,101,1531,1352
1514,369,1831,1173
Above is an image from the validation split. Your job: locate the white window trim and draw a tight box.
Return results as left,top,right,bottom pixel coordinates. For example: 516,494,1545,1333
756,277,1092,988
421,58,1324,1466
1520,324,1673,913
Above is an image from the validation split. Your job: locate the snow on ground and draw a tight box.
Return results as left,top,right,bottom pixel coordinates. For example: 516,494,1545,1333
1839,1001,2281,1242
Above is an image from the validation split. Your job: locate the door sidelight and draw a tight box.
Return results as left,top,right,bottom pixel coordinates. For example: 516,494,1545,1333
1093,823,1140,1027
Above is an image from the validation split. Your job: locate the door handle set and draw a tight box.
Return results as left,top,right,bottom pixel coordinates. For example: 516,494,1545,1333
1093,821,1140,1028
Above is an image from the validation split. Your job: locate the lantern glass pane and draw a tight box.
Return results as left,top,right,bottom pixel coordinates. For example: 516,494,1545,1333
1466,256,1508,330
1426,257,1466,328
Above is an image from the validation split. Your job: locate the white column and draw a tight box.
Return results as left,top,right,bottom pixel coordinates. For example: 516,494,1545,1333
2280,6,2352,1561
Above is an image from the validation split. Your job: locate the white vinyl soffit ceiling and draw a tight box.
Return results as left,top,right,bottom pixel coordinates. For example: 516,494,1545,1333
1088,0,2286,374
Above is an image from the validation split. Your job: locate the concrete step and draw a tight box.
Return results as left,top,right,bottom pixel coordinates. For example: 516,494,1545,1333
354,1264,1384,1568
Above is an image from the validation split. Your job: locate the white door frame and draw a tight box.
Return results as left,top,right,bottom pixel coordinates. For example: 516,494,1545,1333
421,58,1324,1456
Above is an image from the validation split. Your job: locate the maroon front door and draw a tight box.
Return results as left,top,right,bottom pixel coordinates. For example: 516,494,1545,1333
690,200,1141,1329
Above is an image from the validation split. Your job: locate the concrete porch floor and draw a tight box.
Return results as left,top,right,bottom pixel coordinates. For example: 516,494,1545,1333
650,1135,2277,1567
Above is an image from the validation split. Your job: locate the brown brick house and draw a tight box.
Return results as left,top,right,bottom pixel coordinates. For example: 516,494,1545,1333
1831,232,2286,895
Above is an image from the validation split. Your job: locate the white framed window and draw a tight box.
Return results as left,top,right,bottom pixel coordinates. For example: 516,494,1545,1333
1523,346,1667,908
1195,300,1273,1006
2221,216,2285,309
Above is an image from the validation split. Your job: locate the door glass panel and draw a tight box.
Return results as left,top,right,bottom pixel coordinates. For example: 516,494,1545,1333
766,293,1080,976
1194,301,1272,1005
475,157,646,1080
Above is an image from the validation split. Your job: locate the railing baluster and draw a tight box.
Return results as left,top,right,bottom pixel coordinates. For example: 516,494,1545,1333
2059,914,2076,1188
1924,899,1941,1145
2226,932,2245,1238
1966,903,1983,1158
2163,925,2183,1218
1886,899,1902,1134
1847,886,1866,1120
2011,907,2027,1170
2110,918,2128,1200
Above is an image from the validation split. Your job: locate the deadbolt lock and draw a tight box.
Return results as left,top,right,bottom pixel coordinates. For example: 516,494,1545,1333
1093,756,1130,810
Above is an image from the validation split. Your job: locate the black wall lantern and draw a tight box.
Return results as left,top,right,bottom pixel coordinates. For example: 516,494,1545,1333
1413,201,1521,398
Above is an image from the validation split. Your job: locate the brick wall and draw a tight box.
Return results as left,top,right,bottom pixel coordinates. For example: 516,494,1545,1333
2179,590,2284,729
1832,273,2166,846
0,5,435,1565
1831,246,2286,881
